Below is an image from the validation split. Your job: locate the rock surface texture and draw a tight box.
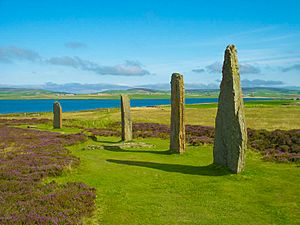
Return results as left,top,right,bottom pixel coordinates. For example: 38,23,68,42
53,101,62,129
170,73,186,153
213,45,247,173
121,94,132,141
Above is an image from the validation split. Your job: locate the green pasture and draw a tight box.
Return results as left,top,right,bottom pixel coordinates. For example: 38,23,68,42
11,99,294,224
41,135,300,225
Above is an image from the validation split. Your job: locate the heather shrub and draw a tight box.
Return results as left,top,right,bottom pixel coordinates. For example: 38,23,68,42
188,136,214,146
133,123,170,139
0,118,51,125
247,128,300,162
86,128,120,137
0,123,96,224
89,122,300,163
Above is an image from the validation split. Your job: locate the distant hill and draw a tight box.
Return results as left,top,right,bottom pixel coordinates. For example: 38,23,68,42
40,83,131,94
186,87,300,97
243,87,300,97
102,87,300,98
0,86,299,99
0,88,67,98
2,82,300,95
101,88,165,94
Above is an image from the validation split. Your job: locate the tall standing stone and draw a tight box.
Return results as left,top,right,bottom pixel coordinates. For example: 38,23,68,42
120,94,132,141
53,101,62,129
170,73,185,153
213,45,247,173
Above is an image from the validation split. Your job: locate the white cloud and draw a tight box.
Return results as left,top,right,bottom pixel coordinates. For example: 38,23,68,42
47,56,151,76
0,46,40,63
280,63,300,72
205,61,261,74
241,79,284,87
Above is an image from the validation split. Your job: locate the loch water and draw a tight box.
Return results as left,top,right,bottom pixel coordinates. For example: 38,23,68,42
0,98,272,114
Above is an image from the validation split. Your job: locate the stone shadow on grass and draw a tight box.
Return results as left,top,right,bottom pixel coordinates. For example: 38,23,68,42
88,135,122,144
103,145,171,155
106,159,231,176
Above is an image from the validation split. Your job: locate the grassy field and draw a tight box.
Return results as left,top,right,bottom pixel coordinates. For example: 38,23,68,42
40,136,298,225
2,99,295,224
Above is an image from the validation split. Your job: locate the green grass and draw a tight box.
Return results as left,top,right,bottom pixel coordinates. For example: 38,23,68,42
44,136,300,225
5,99,299,224
16,123,82,134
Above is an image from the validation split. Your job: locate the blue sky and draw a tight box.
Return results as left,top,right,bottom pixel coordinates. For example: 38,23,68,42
0,0,299,87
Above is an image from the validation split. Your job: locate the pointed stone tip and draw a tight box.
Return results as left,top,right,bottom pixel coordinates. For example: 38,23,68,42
225,44,237,54
172,73,183,78
226,44,236,50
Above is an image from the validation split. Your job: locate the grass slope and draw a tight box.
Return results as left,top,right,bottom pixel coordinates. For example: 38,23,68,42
46,136,299,225
187,87,300,98
0,88,66,99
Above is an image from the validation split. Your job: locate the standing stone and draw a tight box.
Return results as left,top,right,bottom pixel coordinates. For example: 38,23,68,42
120,94,132,141
53,101,62,129
170,73,185,153
213,45,247,173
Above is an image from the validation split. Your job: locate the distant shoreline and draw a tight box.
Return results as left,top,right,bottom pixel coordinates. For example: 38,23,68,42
0,95,288,100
